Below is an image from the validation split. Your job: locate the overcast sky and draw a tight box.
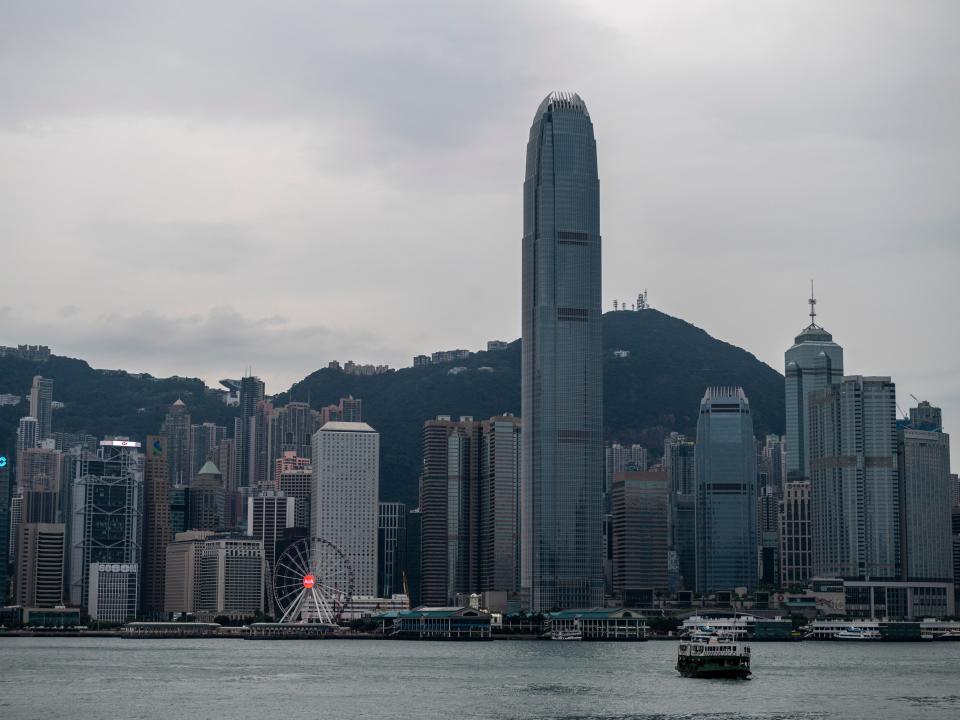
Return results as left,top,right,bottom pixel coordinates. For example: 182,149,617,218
1,1,958,457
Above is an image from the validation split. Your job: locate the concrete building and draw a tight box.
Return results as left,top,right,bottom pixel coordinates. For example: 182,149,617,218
246,491,295,573
164,530,213,616
189,423,226,484
378,502,407,599
779,480,812,587
247,400,274,490
69,440,143,609
199,535,264,620
88,562,139,623
758,486,780,587
276,453,312,530
479,415,521,596
809,376,899,580
664,433,696,495
612,470,670,597
421,415,521,605
0,464,10,598
784,292,843,482
695,387,758,593
270,402,320,474
141,435,170,619
312,422,379,596
29,375,54,440
15,416,39,486
759,434,786,495
14,522,65,607
521,92,604,612
320,396,363,425
188,461,225,532
160,399,191,486
898,402,952,583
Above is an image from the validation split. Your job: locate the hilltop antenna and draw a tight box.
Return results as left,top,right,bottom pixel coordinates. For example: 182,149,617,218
614,299,618,311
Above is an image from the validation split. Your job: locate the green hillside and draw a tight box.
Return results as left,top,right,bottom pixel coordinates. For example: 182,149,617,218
0,310,785,508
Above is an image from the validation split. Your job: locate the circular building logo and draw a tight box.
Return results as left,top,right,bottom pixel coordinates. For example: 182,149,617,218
303,574,315,589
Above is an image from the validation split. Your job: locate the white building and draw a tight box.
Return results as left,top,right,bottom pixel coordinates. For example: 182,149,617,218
88,562,139,623
312,422,379,596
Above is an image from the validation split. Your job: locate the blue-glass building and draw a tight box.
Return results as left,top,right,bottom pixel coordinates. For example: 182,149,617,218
785,294,843,482
695,387,758,593
521,92,604,611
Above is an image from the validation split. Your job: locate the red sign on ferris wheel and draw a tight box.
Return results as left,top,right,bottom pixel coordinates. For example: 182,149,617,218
303,574,316,589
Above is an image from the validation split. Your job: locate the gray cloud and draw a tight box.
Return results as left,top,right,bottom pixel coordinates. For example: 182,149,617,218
0,1,958,460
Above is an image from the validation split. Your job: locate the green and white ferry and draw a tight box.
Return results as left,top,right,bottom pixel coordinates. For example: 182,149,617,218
676,630,752,679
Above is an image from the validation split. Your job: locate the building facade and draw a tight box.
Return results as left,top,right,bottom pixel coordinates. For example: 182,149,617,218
784,295,843,483
898,402,952,583
69,440,143,609
694,387,758,593
198,535,264,619
14,522,65,607
141,435,170,618
237,375,266,489
29,375,54,440
164,530,213,616
246,491,295,575
521,92,603,612
160,399,192,486
378,502,407,599
88,562,139,623
809,376,899,580
612,470,670,596
312,422,379,596
779,480,812,586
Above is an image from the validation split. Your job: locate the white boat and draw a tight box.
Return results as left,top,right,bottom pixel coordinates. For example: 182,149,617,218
834,626,881,640
551,628,583,641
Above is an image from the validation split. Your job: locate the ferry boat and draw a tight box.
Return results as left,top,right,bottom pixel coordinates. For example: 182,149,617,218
550,618,583,640
834,626,881,640
676,633,751,679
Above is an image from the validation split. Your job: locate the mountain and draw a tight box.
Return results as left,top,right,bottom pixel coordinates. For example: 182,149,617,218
0,310,784,508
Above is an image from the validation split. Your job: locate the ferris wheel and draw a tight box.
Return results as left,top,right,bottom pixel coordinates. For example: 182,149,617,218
272,536,355,625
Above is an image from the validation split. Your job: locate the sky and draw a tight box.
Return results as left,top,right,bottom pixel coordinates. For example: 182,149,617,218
1,1,958,458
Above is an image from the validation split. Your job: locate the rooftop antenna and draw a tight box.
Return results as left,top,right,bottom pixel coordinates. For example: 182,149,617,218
808,280,818,328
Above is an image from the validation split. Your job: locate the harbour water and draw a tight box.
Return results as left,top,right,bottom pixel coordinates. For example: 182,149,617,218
2,638,959,720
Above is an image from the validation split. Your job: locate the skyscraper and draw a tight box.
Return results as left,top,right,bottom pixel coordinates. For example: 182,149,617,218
779,480,812,586
69,440,143,609
188,461,225,532
312,422,379,596
695,387,758,593
784,291,843,482
160,399,191,486
378,502,407,598
16,416,39,486
809,376,899,580
29,376,54,440
898,401,952,583
521,91,603,612
270,402,319,472
189,423,226,484
612,470,670,597
246,491,295,576
141,435,170,618
238,375,266,488
479,415,522,596
14,523,65,607
0,463,12,602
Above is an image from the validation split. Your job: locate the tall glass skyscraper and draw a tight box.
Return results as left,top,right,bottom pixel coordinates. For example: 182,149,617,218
521,92,603,611
695,387,758,594
784,292,843,482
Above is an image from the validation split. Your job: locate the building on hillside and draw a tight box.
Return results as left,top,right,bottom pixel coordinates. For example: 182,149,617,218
29,375,54,440
189,423,226,484
320,396,363,425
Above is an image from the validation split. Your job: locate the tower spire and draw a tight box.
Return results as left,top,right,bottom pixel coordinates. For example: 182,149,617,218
808,280,817,327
